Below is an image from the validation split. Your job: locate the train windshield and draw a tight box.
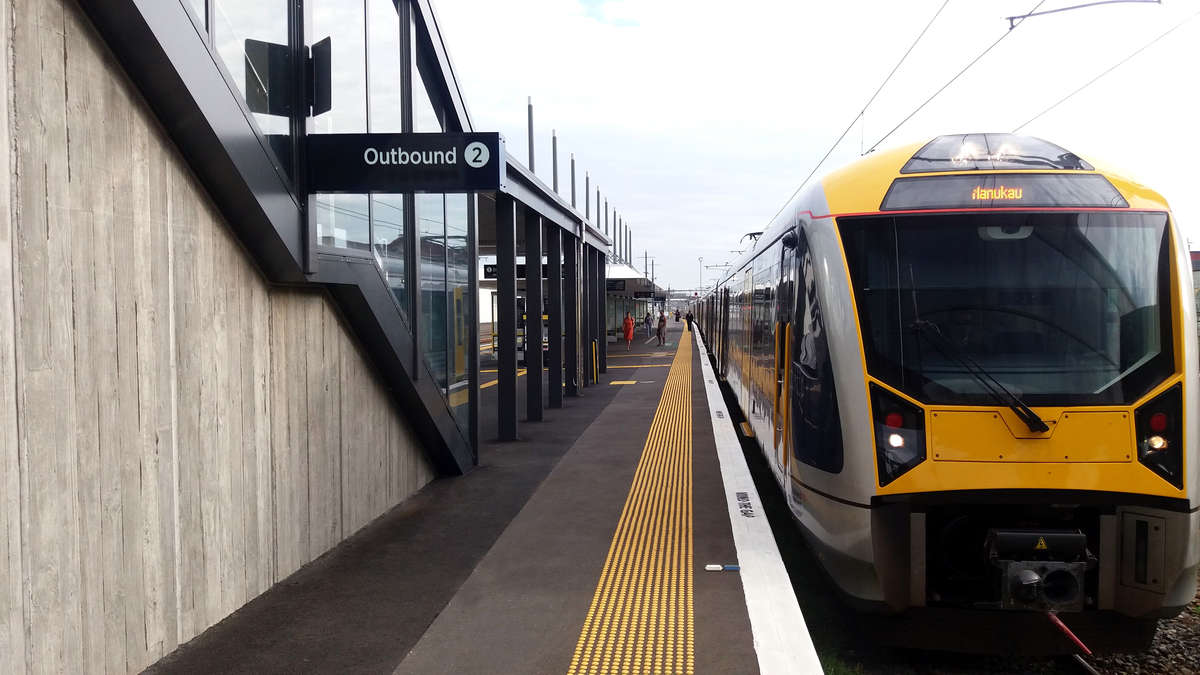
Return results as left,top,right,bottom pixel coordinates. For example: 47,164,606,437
839,212,1173,406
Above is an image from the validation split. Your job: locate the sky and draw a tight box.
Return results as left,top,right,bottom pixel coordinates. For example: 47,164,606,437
432,0,1200,291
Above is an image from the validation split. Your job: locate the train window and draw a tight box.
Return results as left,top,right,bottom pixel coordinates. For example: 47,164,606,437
790,230,844,473
839,212,1173,406
901,134,1093,173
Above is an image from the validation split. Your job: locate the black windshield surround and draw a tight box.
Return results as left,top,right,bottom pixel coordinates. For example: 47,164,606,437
840,212,1174,407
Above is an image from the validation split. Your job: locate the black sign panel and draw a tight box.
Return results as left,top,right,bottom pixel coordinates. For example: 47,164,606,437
606,279,626,291
482,264,561,280
633,291,654,298
308,132,505,193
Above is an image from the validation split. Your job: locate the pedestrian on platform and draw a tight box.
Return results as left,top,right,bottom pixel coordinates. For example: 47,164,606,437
622,312,635,351
657,311,667,346
685,310,694,332
644,311,653,337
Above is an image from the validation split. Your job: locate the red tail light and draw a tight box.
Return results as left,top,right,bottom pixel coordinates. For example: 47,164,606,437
1135,385,1182,489
870,384,926,486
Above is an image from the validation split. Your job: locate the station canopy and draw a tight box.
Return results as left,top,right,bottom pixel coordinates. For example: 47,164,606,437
606,262,664,297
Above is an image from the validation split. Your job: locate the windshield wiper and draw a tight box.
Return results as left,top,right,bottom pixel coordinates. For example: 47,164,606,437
910,319,1050,433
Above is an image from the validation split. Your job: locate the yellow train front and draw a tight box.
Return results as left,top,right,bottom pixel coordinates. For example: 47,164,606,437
699,133,1199,652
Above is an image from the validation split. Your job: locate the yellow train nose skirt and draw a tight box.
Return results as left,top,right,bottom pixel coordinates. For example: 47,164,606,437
567,335,694,675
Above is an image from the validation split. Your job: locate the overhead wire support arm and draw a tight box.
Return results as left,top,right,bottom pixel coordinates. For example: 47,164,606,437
1014,6,1200,132
1006,0,1161,30
866,0,1047,154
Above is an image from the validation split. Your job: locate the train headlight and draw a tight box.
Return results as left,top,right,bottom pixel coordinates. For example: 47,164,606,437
870,384,927,487
1134,384,1182,489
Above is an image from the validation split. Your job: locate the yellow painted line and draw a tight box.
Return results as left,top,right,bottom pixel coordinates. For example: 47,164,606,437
610,380,638,385
567,334,694,675
479,368,526,389
739,421,755,438
607,364,670,369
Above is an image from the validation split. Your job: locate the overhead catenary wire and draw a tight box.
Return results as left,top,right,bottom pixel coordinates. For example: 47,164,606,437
1013,7,1200,132
865,0,1047,153
767,0,951,225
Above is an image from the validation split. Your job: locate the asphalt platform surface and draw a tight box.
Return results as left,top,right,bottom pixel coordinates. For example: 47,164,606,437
145,321,758,674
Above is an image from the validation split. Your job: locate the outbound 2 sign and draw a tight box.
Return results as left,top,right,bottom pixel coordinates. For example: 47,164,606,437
307,132,505,193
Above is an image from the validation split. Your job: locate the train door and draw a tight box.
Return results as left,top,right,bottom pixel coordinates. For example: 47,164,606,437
773,236,796,476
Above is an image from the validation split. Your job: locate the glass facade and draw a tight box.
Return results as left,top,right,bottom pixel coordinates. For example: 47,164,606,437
210,2,291,174
446,195,471,430
185,0,476,447
186,0,206,29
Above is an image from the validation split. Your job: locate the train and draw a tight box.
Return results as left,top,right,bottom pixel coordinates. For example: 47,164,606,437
696,133,1198,652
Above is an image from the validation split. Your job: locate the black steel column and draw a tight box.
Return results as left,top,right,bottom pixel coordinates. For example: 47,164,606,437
468,194,480,459
564,233,579,396
496,194,519,440
598,250,607,374
547,225,563,408
524,210,544,422
591,248,601,378
582,244,591,386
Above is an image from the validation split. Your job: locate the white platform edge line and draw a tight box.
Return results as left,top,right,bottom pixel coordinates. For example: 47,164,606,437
693,330,825,675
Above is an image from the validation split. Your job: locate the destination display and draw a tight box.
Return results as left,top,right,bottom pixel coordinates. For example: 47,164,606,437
308,132,505,193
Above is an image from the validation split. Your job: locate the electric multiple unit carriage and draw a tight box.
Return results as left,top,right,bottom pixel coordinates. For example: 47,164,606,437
696,134,1199,651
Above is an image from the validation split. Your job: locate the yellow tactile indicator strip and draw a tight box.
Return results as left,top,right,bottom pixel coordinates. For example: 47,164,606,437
568,336,694,675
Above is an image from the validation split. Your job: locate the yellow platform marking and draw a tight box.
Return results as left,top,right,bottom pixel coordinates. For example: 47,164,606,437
479,368,526,389
610,380,638,385
739,421,755,438
567,335,694,675
608,364,670,369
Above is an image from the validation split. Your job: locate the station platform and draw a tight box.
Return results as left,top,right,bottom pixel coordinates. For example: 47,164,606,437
145,322,817,674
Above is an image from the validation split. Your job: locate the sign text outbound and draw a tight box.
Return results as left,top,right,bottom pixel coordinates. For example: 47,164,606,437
308,132,505,193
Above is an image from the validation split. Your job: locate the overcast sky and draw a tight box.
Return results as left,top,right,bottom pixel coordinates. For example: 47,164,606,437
433,0,1200,291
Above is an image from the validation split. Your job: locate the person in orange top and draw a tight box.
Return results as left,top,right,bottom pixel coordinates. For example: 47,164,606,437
622,312,635,351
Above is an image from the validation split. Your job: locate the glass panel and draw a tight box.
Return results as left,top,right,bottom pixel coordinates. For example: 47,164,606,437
310,1,368,253
315,194,370,253
373,194,406,316
902,134,1093,174
840,212,1173,406
446,195,471,431
211,2,290,169
418,193,447,389
187,0,206,30
411,16,442,132
367,0,403,133
310,0,367,133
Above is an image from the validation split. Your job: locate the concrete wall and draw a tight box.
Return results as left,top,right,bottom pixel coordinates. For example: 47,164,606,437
0,1,435,673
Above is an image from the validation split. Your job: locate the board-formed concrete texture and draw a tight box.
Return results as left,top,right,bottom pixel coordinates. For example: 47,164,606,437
0,1,434,672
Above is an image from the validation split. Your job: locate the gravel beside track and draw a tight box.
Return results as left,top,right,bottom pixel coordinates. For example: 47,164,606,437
1088,579,1200,675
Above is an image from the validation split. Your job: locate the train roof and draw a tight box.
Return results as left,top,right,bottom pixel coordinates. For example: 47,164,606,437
709,134,1173,295
820,133,1171,216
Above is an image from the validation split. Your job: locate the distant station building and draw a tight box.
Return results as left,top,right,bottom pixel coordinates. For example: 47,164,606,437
0,1,612,672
